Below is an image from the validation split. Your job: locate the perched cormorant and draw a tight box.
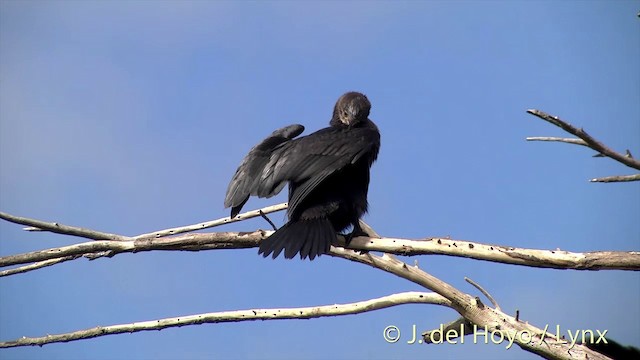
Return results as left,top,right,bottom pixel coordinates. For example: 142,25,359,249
224,91,380,260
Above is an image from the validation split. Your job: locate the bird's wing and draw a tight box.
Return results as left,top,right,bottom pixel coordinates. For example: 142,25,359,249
224,124,304,217
257,126,380,216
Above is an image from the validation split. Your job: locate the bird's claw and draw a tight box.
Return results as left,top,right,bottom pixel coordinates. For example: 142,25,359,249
344,229,366,246
342,229,370,256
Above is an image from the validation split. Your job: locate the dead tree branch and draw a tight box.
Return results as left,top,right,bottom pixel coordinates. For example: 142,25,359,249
329,248,611,360
0,243,614,359
0,170,635,359
0,212,129,241
0,256,81,277
590,174,640,183
1,218,638,275
526,109,640,182
1,203,289,242
4,202,636,276
526,137,589,147
526,109,640,170
132,202,288,240
464,277,500,311
0,291,449,348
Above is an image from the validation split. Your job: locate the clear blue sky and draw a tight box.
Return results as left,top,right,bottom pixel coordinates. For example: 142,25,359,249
1,1,638,359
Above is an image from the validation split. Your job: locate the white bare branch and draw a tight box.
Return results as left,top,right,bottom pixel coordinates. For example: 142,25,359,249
0,291,449,348
329,248,611,360
526,136,588,146
464,277,501,311
1,231,638,276
0,256,81,277
133,202,288,240
590,174,640,183
1,203,288,241
0,211,129,241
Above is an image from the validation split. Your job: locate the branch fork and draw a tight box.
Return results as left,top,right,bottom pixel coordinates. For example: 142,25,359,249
526,109,639,182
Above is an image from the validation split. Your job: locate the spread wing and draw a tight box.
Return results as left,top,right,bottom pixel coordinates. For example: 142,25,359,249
256,126,380,216
224,124,304,217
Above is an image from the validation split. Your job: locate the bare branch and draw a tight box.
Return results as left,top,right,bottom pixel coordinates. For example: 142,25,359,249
133,203,287,240
358,219,381,238
329,248,470,308
0,291,448,348
1,244,612,359
0,256,81,277
343,236,640,271
526,137,589,146
590,174,640,183
0,231,265,269
526,112,639,184
0,212,129,241
464,277,500,311
2,231,638,276
526,109,640,170
0,203,288,243
330,248,611,360
0,241,613,358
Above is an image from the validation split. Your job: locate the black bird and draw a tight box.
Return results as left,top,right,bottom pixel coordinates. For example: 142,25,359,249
224,91,381,260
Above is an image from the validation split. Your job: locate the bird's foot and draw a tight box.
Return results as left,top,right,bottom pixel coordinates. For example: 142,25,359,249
343,228,370,255
344,229,369,246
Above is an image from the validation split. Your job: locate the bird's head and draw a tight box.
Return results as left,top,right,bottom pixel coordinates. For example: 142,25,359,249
330,91,371,128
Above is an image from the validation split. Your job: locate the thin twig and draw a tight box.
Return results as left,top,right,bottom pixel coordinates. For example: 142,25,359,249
0,256,81,277
0,204,288,242
526,109,640,170
526,137,589,147
464,277,501,310
590,174,640,183
133,203,287,240
0,291,448,348
0,212,129,241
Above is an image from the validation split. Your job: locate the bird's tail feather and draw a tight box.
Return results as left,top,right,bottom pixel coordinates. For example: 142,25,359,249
259,218,335,260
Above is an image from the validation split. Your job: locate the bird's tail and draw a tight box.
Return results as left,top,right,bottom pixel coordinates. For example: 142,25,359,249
259,218,336,260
